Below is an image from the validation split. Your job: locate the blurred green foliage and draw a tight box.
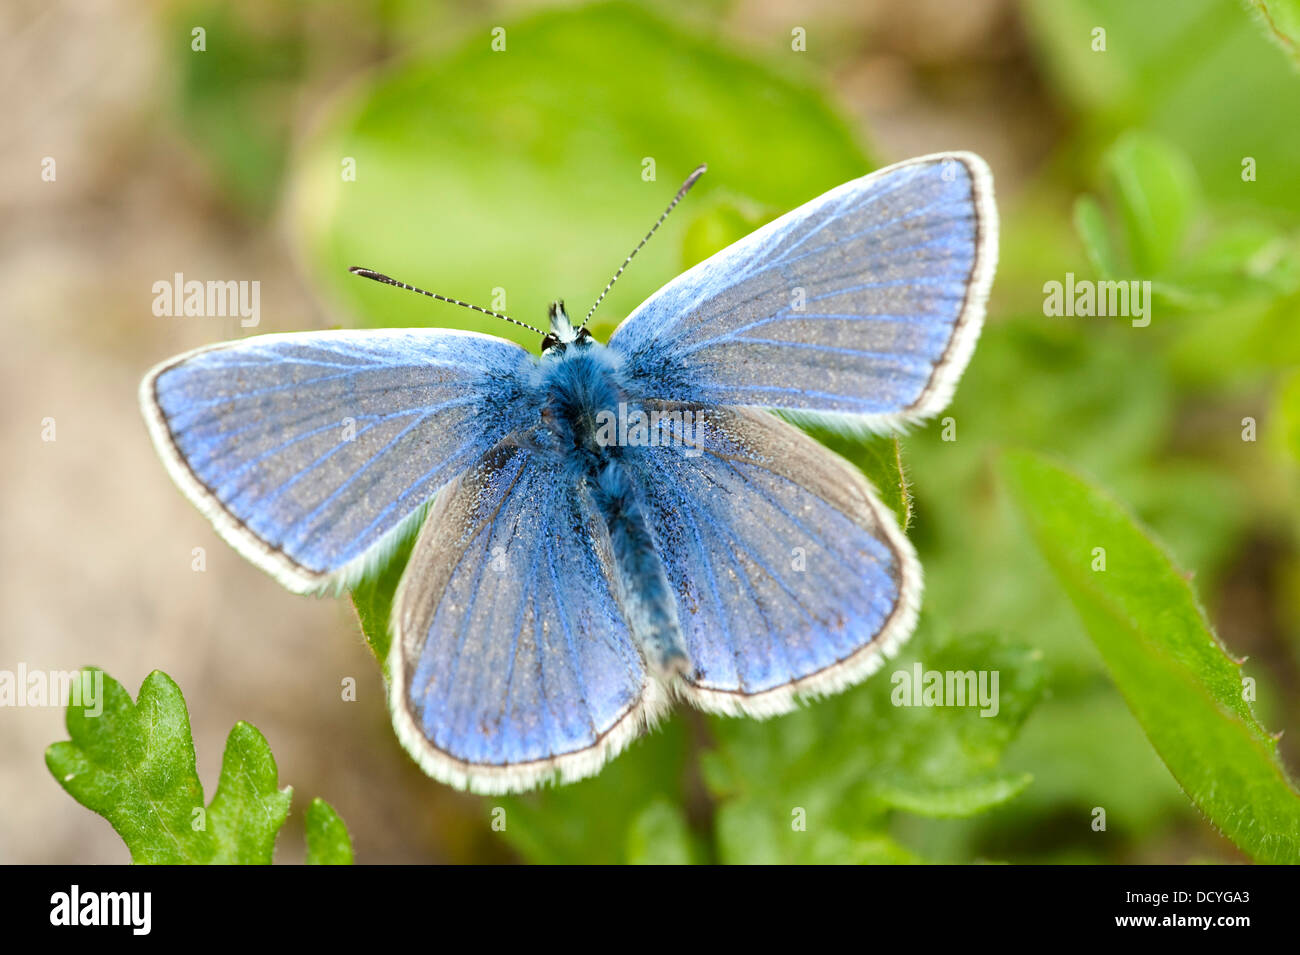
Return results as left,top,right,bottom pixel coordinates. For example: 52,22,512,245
1246,0,1300,69
288,2,866,348
154,0,1300,862
1005,451,1300,862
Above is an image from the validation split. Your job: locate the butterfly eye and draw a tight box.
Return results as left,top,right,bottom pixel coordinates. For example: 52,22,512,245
575,328,593,345
541,334,559,352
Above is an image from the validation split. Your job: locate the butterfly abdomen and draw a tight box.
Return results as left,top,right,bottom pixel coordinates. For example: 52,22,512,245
536,343,688,675
590,460,688,676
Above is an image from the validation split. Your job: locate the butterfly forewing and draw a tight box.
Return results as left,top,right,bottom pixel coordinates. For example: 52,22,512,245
609,152,996,432
140,329,537,592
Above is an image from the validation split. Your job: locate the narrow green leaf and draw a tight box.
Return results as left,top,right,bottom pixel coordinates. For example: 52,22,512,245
206,722,293,864
305,798,355,865
1002,449,1300,862
351,514,422,667
46,669,210,864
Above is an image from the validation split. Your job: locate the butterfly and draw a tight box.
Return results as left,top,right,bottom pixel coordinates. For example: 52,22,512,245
140,153,997,794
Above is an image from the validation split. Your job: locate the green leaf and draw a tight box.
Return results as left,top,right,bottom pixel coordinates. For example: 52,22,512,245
701,629,1044,863
47,669,351,865
861,633,1043,818
305,798,355,865
1245,0,1300,69
1073,194,1123,277
625,798,698,865
206,722,293,864
1101,132,1199,275
496,720,692,864
350,512,423,666
46,670,210,864
1000,690,1190,842
714,800,920,864
1002,450,1300,863
680,198,773,269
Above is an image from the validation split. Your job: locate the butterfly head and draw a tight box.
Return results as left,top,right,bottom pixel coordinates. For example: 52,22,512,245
541,301,593,354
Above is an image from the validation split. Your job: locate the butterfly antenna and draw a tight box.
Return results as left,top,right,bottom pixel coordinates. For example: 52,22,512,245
348,267,544,336
580,162,707,331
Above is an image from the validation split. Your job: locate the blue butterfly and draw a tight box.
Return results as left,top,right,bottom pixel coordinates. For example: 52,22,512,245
141,153,998,793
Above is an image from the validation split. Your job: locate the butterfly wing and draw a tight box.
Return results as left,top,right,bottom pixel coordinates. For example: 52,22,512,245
608,152,996,432
389,440,658,794
140,329,538,593
623,404,919,715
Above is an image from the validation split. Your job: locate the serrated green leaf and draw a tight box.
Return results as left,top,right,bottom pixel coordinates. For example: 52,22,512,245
305,798,355,865
861,633,1044,817
46,669,210,864
47,669,350,865
496,720,691,865
1002,449,1300,863
206,722,293,864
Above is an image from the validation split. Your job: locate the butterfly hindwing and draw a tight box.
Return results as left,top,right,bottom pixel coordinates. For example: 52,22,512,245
622,404,920,715
608,152,997,433
140,329,538,592
389,440,659,794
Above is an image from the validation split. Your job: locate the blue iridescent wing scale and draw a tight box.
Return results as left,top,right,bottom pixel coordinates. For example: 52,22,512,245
625,403,920,715
140,329,538,592
608,152,997,432
388,440,659,793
